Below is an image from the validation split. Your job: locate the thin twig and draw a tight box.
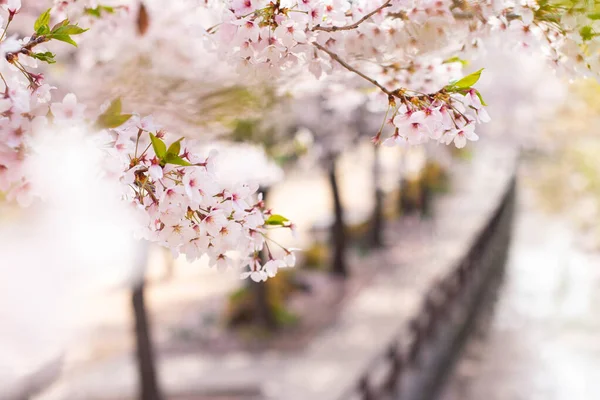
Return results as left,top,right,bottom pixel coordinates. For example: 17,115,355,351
312,42,393,96
312,0,392,32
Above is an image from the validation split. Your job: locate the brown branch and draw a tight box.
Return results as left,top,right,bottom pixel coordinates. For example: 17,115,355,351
312,0,392,32
5,35,49,62
312,42,393,96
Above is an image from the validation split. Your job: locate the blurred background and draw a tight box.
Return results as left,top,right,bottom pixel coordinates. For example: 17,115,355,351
4,2,600,400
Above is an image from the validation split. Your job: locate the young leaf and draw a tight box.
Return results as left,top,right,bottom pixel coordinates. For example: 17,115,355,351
95,98,132,129
34,9,51,34
580,25,596,41
265,214,289,226
46,24,88,47
163,153,192,166
52,25,88,35
104,97,123,115
48,34,79,47
37,25,51,35
50,19,69,32
474,90,488,107
166,138,183,157
149,133,167,159
98,114,132,129
450,68,484,90
31,51,56,64
442,56,468,66
85,5,115,18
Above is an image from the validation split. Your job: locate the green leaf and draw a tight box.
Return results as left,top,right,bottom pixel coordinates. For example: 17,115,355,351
52,24,88,35
46,23,88,47
31,51,56,64
166,138,183,157
449,68,484,90
48,33,79,47
103,97,123,115
149,133,167,159
34,9,51,34
99,114,132,128
265,214,289,226
474,90,488,107
50,19,69,32
580,25,596,41
588,13,600,20
442,56,468,66
85,5,115,18
37,25,51,35
95,98,132,129
163,153,192,166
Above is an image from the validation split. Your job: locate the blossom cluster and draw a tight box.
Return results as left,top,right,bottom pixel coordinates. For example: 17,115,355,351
208,0,462,79
0,2,57,206
0,4,296,282
463,1,600,80
201,0,499,147
30,0,600,151
381,89,489,149
107,113,296,281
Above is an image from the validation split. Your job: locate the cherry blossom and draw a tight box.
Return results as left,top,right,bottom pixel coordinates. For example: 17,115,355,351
441,122,480,149
0,6,296,282
50,93,86,120
4,0,600,287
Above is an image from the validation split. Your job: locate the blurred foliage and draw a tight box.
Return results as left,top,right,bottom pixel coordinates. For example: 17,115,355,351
228,116,308,168
399,177,423,213
422,161,450,194
398,161,449,215
527,79,600,248
347,219,371,247
225,270,299,329
92,56,272,137
302,242,329,270
450,146,474,161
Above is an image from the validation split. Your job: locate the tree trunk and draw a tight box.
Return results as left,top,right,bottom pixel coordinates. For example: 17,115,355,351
251,186,277,330
420,178,432,218
369,144,384,248
397,148,407,215
328,157,348,277
132,245,163,400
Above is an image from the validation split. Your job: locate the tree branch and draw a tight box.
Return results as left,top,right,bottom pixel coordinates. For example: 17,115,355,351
5,35,49,62
312,42,393,96
312,0,392,32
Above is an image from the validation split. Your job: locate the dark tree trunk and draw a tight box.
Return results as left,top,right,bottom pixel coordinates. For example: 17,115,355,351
420,180,433,218
398,150,407,215
250,279,276,330
251,186,277,330
369,144,384,248
328,157,348,277
132,245,163,400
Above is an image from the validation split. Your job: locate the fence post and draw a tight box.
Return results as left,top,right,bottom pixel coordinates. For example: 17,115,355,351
385,343,403,393
360,376,377,400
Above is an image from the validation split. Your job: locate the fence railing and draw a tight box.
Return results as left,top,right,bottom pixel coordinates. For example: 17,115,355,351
340,176,517,400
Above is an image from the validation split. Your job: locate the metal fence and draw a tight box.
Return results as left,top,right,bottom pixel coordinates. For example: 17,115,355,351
340,176,517,400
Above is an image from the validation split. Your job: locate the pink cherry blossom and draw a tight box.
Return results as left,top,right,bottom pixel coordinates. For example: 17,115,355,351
50,93,86,121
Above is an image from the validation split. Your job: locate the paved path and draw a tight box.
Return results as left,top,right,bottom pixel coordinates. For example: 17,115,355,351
439,181,600,400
